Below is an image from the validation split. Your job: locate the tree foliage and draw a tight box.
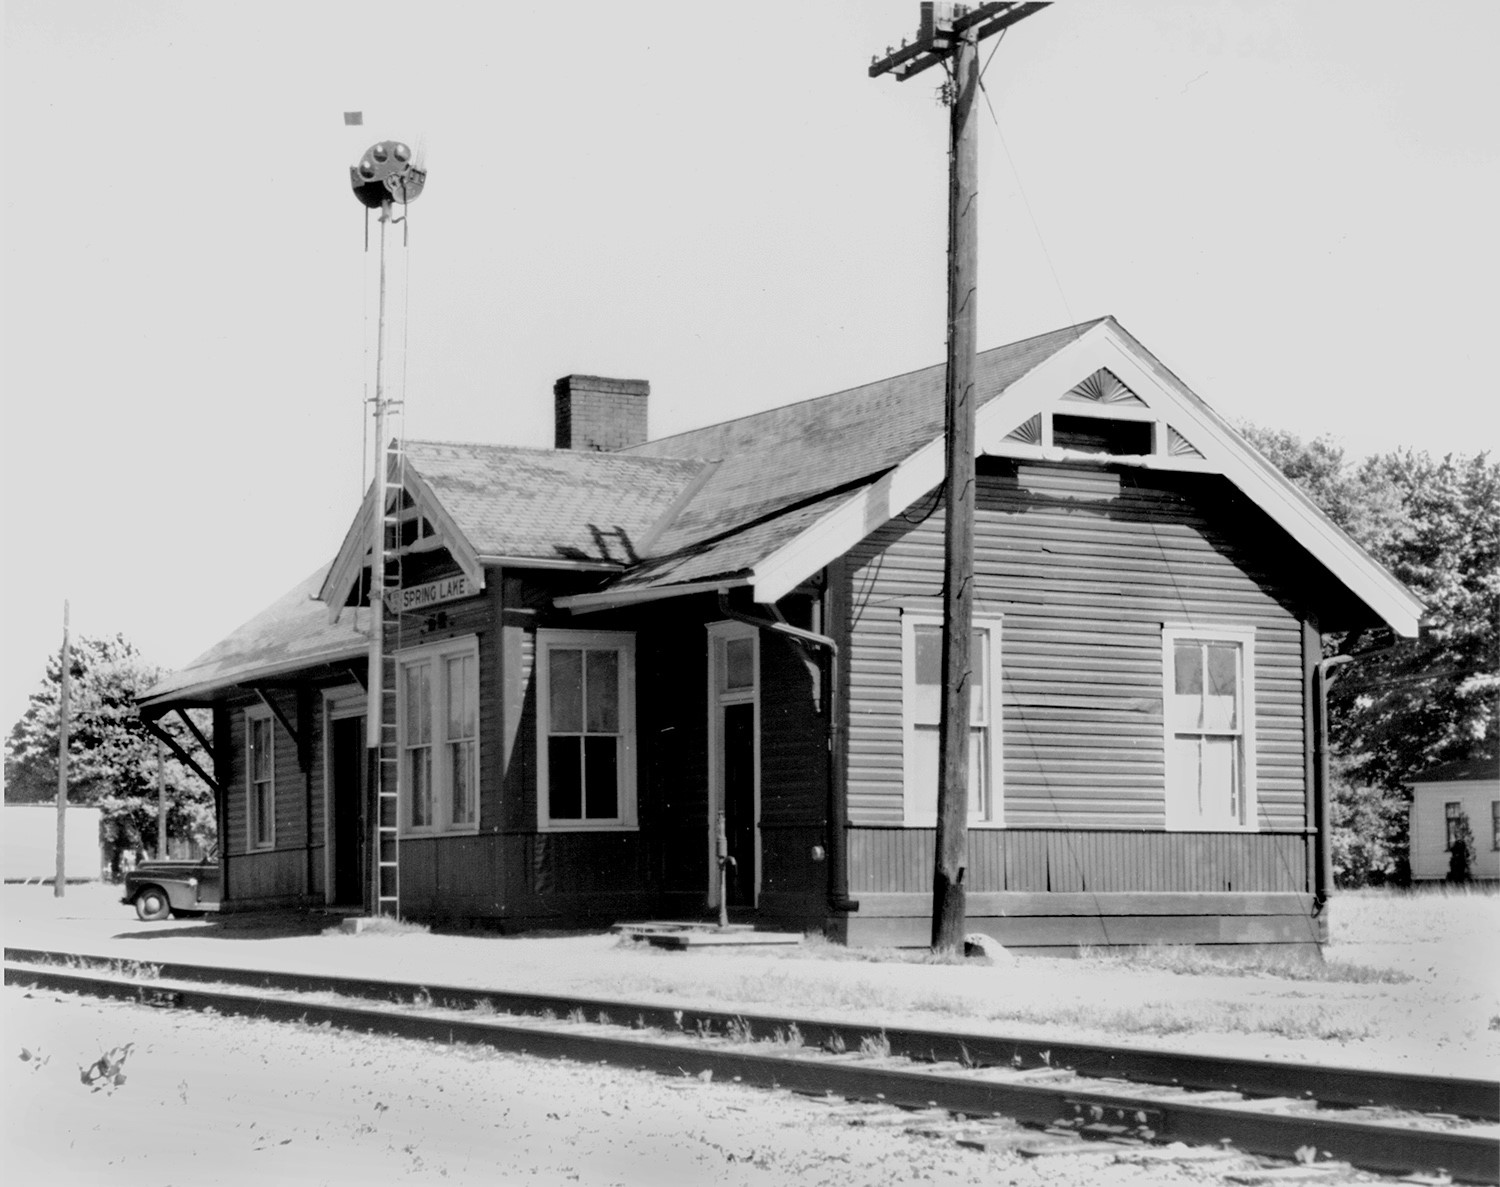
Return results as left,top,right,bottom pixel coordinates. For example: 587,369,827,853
4,634,215,868
1241,426,1498,885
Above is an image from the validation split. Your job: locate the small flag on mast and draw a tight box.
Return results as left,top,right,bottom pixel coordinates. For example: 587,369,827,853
343,111,363,126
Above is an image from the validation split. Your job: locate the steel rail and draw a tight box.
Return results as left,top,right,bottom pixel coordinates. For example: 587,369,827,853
7,959,1498,1183
5,945,1494,1122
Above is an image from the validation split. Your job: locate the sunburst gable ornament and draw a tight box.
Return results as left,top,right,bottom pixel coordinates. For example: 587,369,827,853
1064,368,1146,407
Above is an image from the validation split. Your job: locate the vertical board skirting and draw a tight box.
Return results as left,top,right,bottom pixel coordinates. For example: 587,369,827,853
847,828,1308,894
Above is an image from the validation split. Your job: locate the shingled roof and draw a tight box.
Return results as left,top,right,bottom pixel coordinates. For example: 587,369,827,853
404,440,707,564
143,316,1425,705
625,320,1102,557
139,565,365,709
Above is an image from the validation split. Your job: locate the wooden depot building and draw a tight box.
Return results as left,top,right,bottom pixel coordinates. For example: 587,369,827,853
139,318,1422,950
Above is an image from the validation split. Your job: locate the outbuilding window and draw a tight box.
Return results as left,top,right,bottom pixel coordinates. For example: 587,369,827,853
536,630,637,831
246,710,276,850
397,636,480,835
901,613,1002,826
1163,624,1257,830
1444,801,1464,851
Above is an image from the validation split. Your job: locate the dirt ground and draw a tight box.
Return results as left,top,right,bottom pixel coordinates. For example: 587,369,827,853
4,884,1497,1185
4,984,1247,1187
5,883,1498,1079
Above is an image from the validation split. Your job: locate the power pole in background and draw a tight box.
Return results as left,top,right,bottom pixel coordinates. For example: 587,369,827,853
54,600,71,897
870,2,1051,952
157,737,169,860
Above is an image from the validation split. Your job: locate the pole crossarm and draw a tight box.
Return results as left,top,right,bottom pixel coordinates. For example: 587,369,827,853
869,1,1049,81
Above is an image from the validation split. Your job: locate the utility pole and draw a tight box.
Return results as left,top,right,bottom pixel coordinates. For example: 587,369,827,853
54,600,71,897
157,737,169,860
870,2,1050,952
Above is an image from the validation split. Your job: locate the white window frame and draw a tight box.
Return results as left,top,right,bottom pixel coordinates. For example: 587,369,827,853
705,621,761,904
245,707,276,851
395,635,481,838
1161,623,1258,832
901,612,1003,827
535,629,638,832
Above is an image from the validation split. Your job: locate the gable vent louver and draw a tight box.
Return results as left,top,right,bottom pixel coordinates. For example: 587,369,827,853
1064,368,1147,407
1168,426,1205,458
1005,414,1043,445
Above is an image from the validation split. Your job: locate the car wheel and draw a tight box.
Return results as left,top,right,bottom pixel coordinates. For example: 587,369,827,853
134,887,170,922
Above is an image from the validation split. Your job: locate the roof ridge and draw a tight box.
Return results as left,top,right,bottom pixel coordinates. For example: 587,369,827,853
623,318,1108,454
407,438,705,467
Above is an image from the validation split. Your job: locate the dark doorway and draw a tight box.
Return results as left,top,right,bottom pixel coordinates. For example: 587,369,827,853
723,702,756,909
330,715,366,907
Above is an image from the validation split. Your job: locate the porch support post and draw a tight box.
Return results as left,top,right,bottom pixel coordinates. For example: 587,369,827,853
298,685,315,899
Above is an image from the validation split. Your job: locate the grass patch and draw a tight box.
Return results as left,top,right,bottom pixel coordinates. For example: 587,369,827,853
1330,884,1500,948
326,916,430,938
1077,944,1411,985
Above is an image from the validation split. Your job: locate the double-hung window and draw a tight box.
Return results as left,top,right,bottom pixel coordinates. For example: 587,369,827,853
246,710,275,850
397,636,480,835
901,614,1002,826
1163,624,1256,830
536,629,637,831
1444,801,1465,851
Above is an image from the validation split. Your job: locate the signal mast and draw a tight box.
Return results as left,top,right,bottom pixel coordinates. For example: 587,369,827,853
350,130,426,916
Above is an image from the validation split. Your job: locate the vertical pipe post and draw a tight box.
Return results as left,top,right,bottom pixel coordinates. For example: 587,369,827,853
933,17,980,953
366,206,391,751
54,600,71,897
157,736,168,860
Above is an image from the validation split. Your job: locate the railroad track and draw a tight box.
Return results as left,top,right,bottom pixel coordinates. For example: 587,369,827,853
7,947,1497,1184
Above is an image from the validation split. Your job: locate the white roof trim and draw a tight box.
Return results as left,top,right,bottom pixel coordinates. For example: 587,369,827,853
138,643,369,709
557,577,749,615
477,555,625,572
751,320,1422,637
320,459,486,624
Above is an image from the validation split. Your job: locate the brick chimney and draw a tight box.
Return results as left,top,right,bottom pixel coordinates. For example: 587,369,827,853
553,375,650,451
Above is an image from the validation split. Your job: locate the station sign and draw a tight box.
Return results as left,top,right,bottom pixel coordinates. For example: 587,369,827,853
384,573,483,615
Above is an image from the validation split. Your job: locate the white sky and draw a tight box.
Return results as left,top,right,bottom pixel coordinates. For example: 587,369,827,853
3,0,1498,732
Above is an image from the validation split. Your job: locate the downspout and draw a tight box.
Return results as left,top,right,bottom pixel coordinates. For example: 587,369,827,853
1312,654,1352,920
1313,638,1403,917
717,592,859,914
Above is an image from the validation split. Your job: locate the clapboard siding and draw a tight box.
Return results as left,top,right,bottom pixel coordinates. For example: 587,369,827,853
226,695,308,858
843,462,1310,831
847,828,1308,894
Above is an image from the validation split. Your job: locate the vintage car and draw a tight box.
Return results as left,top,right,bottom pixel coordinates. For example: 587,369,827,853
121,853,221,921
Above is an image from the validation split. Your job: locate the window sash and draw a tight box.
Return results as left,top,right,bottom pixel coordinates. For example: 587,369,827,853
537,631,636,830
397,638,479,836
902,615,1000,825
1162,626,1255,831
247,714,275,849
1445,801,1463,850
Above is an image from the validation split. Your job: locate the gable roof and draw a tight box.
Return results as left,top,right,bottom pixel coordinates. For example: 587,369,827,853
564,317,1421,636
145,316,1425,705
624,320,1104,557
139,564,366,710
1409,753,1500,785
318,441,708,617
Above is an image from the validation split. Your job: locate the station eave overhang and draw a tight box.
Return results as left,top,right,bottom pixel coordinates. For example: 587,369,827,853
137,644,369,715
